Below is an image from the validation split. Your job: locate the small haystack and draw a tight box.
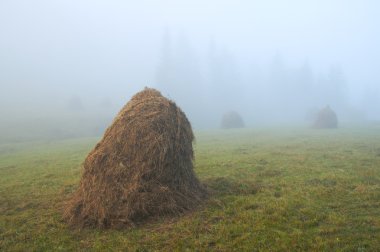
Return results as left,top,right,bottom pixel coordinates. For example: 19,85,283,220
313,106,338,128
64,88,207,228
221,111,245,129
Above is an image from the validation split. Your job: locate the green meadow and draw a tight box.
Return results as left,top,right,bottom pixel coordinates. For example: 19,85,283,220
1,126,380,251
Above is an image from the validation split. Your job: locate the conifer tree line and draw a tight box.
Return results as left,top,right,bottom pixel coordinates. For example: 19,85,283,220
156,31,351,128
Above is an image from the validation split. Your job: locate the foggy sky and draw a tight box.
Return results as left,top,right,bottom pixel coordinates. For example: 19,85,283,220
1,0,379,134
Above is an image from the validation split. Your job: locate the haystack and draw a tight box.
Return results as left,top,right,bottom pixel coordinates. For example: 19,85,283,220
64,88,207,228
221,111,245,129
313,106,338,128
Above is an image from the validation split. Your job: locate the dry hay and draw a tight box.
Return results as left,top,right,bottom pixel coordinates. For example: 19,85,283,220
64,88,207,228
221,111,245,129
313,106,338,128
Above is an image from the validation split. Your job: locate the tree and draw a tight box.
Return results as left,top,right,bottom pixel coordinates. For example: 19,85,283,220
207,42,242,113
294,60,315,108
155,29,204,127
156,28,174,94
327,65,347,108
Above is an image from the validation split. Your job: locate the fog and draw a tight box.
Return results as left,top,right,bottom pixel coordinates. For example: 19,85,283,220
1,0,379,140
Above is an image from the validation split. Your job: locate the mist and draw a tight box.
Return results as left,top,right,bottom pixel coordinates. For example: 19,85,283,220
1,0,379,140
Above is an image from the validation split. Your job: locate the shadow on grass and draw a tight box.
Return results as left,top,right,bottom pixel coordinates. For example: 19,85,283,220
204,177,261,196
306,178,337,187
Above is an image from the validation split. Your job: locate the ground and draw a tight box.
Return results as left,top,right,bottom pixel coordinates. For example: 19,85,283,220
1,126,380,251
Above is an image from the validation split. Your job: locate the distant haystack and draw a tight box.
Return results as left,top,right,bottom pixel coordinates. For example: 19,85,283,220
313,106,338,128
64,87,207,228
221,111,245,129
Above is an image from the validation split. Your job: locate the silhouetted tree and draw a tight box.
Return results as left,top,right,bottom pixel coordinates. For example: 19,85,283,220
156,28,174,94
327,65,347,108
156,30,203,126
294,60,315,108
315,65,347,112
207,43,242,112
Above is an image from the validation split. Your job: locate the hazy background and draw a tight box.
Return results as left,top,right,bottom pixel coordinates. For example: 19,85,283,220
1,0,379,141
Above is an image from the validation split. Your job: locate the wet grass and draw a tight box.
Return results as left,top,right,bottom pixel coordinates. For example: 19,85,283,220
1,126,380,251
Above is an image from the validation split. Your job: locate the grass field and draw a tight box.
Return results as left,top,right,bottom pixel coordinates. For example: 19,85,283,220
1,126,380,251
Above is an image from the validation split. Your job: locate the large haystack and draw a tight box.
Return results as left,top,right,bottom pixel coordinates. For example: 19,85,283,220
64,88,207,228
313,106,338,128
221,111,245,129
